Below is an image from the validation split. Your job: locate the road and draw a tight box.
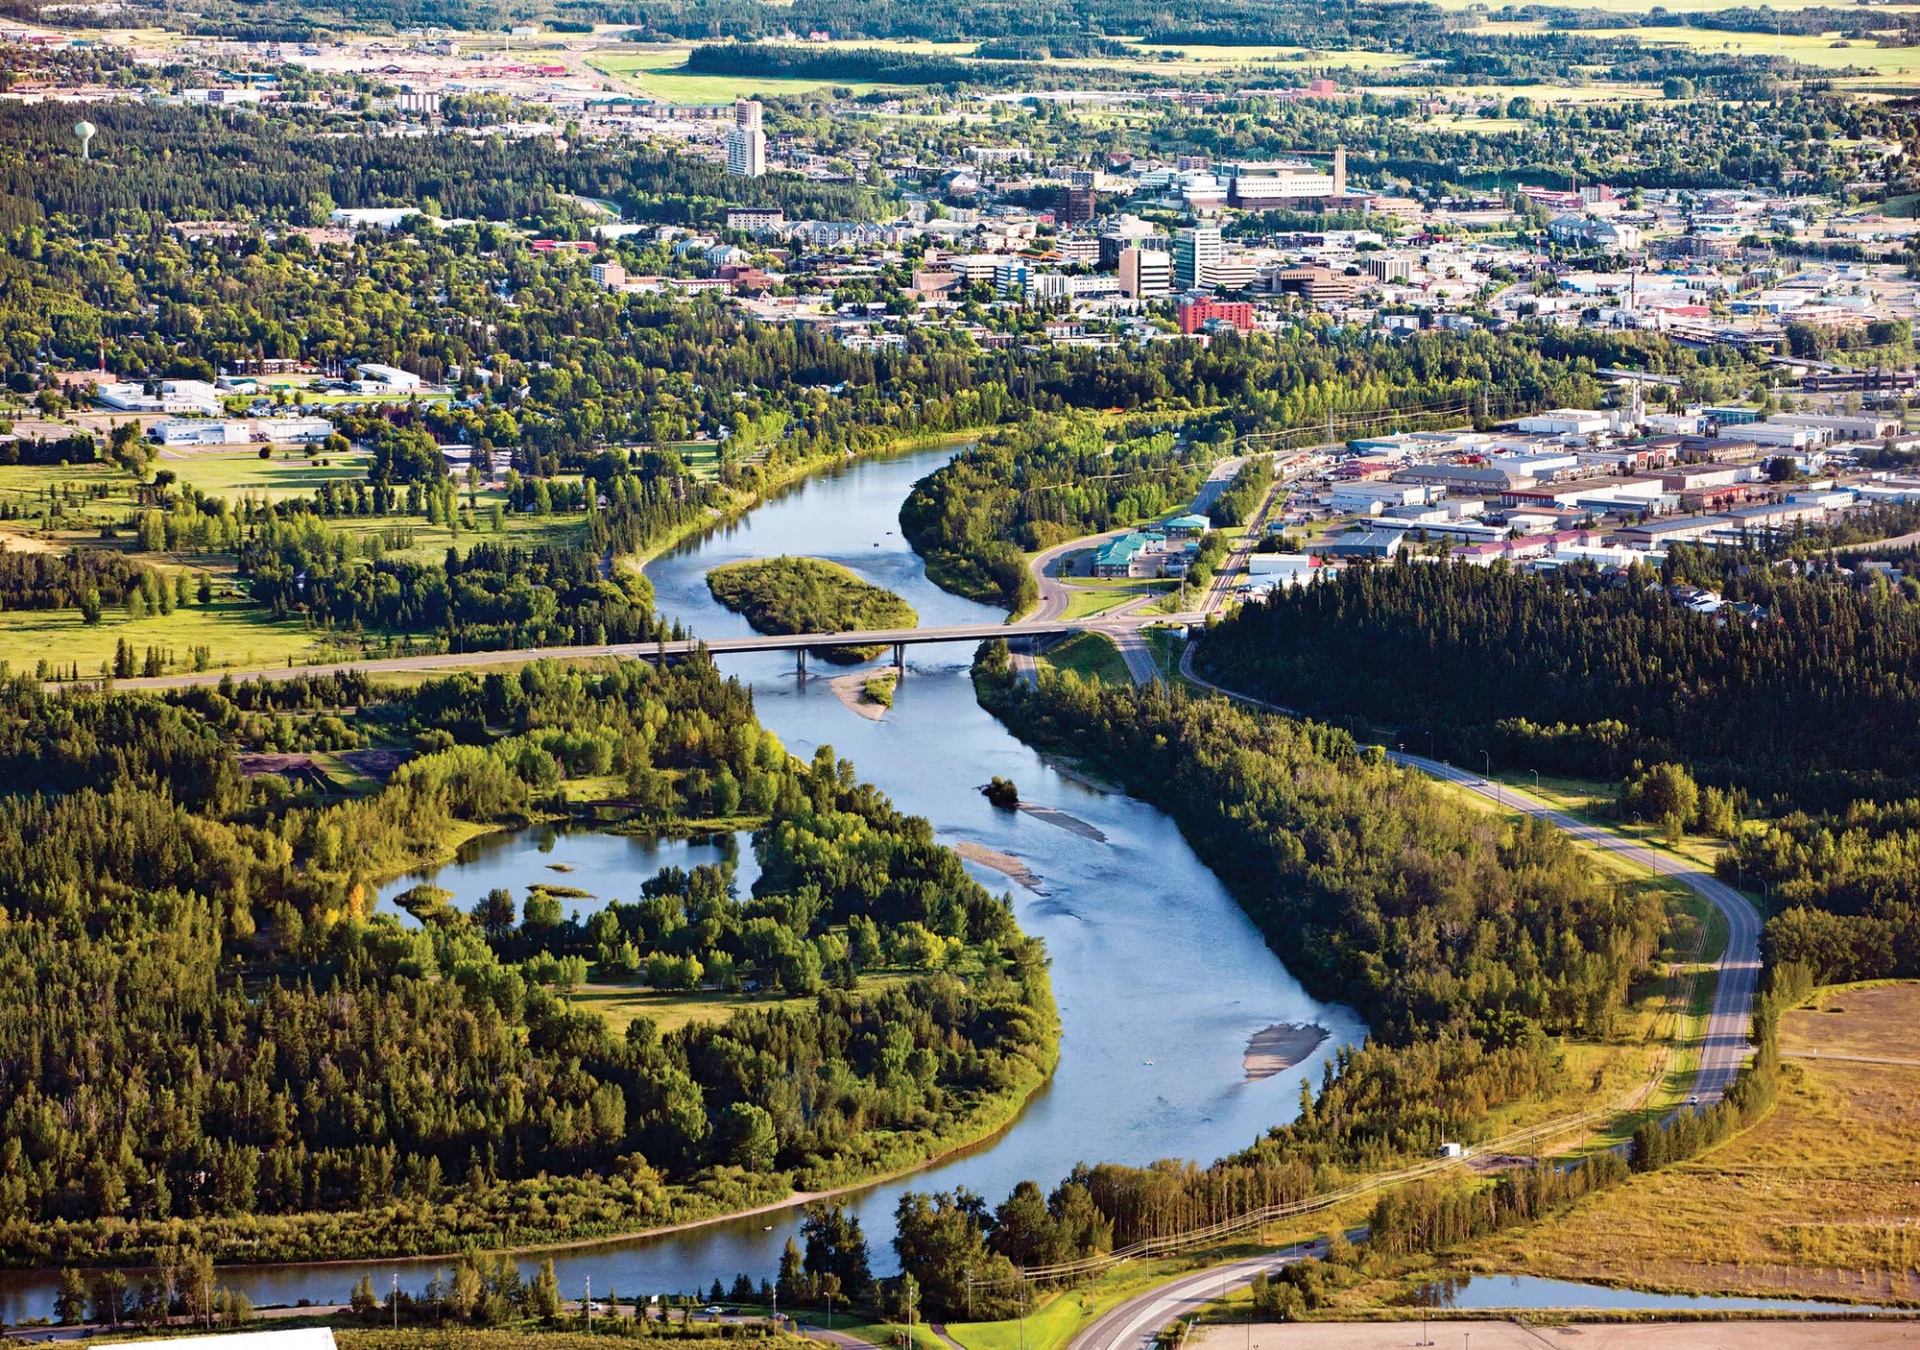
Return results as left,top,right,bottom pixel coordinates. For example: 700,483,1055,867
1069,1242,1325,1350
103,616,1219,693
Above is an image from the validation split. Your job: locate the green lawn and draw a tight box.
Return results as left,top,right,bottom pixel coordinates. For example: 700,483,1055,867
1036,631,1130,685
0,600,329,677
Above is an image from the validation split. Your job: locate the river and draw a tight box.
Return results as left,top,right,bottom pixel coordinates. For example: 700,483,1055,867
0,443,1365,1323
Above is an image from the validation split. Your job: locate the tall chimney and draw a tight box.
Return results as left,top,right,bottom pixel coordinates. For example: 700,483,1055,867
1333,145,1347,196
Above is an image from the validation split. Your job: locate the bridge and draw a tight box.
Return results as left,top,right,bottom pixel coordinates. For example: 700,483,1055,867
108,614,1202,692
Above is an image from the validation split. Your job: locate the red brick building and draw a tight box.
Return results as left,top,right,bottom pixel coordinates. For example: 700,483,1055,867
1178,297,1254,335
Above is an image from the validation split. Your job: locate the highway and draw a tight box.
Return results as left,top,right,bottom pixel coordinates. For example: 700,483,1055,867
1046,643,1770,1350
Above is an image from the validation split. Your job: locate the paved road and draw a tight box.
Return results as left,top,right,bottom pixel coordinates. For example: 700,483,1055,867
1070,1242,1325,1350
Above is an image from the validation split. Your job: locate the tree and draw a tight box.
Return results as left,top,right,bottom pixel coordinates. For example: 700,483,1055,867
528,1258,562,1320
801,1204,873,1301
1662,75,1695,100
54,1269,87,1326
777,1236,809,1308
1621,762,1700,835
719,1101,778,1171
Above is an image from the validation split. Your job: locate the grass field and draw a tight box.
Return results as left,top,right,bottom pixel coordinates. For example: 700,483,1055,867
1438,981,1920,1307
588,46,899,101
1036,631,1131,685
0,600,326,677
570,973,911,1035
1559,25,1920,78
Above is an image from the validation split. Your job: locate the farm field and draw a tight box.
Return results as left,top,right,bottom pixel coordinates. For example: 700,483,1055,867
1433,982,1920,1307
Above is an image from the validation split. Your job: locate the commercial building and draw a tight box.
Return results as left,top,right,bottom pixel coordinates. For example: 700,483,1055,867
1272,265,1357,305
590,260,626,289
725,207,786,237
1057,169,1097,225
354,362,424,390
150,419,247,446
1516,409,1612,436
1173,225,1223,291
1118,247,1172,301
1178,297,1254,335
1224,147,1347,208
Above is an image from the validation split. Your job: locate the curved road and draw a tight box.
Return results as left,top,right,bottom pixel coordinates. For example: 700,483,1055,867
1174,644,1761,1109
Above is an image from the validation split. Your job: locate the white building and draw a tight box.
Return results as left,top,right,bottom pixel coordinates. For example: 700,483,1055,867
1118,247,1172,301
150,419,248,446
726,98,766,178
97,379,223,417
264,417,335,444
1516,409,1612,437
354,362,424,390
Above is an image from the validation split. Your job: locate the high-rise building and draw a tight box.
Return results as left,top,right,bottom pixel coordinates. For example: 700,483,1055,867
726,98,766,178
1118,247,1172,301
1057,169,1097,225
1172,225,1222,291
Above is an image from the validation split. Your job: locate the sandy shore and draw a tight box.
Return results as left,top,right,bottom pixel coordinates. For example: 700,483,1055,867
1018,802,1109,842
1190,1320,1920,1349
952,840,1045,893
1244,1022,1330,1080
829,671,889,721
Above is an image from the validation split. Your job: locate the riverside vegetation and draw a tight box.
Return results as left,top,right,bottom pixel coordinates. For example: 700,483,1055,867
1195,555,1920,988
704,557,917,663
0,659,1057,1269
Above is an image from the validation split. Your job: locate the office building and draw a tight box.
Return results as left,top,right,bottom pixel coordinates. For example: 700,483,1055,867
1118,247,1172,301
1172,225,1223,291
1057,169,1097,225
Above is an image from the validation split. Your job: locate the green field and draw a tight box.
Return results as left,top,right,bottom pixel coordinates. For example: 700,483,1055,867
571,973,911,1035
0,600,327,677
588,46,900,101
1036,631,1131,684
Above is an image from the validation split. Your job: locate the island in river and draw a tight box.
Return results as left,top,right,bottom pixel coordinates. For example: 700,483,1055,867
705,555,917,663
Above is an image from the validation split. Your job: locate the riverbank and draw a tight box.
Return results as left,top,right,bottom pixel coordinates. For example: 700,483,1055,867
633,429,987,570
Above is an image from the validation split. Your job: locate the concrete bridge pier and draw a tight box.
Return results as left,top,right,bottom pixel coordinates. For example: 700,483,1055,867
892,642,906,674
795,648,807,681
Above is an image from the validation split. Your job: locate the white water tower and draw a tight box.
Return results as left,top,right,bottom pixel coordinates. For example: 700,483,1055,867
73,120,96,160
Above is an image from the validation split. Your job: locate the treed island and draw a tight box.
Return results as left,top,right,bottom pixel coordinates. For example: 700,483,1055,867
705,557,918,663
